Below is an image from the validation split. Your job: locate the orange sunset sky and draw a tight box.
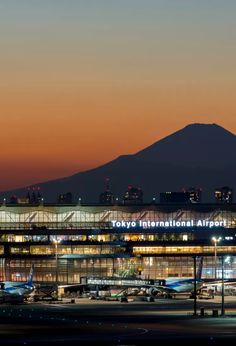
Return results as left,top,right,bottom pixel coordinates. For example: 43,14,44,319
1,0,236,191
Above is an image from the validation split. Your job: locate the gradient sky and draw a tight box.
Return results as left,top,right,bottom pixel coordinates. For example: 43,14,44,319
1,0,236,191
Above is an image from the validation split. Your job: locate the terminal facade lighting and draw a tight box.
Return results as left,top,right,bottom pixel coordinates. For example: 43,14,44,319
0,202,236,284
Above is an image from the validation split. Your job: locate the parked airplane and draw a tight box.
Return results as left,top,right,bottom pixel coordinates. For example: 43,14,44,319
53,258,204,300
0,266,34,297
200,280,236,295
147,257,204,297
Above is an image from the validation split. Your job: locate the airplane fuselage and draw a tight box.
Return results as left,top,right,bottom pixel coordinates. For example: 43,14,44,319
0,281,34,296
164,279,202,293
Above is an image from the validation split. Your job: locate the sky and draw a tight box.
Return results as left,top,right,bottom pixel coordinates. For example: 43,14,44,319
1,0,236,191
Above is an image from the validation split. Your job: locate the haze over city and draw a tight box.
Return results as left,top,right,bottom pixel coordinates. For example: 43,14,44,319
1,0,236,191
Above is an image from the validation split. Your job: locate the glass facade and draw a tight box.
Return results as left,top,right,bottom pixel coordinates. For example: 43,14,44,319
0,203,236,283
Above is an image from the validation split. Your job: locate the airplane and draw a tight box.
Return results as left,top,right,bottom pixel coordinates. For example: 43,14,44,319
48,258,204,300
200,279,236,295
80,258,204,300
0,266,34,297
147,256,204,297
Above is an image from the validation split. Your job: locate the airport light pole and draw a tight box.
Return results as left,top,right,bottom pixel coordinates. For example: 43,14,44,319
221,255,225,316
193,255,197,316
212,237,222,280
53,238,61,297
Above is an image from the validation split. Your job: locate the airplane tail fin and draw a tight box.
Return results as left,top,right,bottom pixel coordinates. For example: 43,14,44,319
27,265,34,286
196,256,203,281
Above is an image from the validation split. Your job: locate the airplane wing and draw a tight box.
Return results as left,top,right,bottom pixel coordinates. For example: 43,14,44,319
58,284,87,289
202,280,236,288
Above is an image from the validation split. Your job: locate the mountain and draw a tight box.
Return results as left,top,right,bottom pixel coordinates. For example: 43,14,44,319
2,123,236,203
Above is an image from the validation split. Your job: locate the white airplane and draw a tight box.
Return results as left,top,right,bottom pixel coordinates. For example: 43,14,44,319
147,257,204,297
52,258,204,299
0,266,34,297
85,257,204,299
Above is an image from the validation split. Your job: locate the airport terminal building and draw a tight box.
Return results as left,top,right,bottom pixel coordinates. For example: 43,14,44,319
0,202,236,283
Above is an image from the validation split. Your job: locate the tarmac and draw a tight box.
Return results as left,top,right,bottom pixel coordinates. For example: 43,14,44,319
0,296,236,345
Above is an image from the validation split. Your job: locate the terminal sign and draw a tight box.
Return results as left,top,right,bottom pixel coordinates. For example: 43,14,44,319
111,219,227,229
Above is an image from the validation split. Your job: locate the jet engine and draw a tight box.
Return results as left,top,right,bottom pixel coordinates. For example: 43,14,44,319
147,286,159,297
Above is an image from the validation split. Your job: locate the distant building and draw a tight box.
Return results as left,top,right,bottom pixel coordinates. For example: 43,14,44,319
9,187,43,205
160,192,190,204
99,178,114,205
26,187,42,204
186,187,202,203
160,188,202,204
215,186,233,203
123,186,143,205
99,191,114,205
9,195,17,204
58,192,73,204
17,197,30,205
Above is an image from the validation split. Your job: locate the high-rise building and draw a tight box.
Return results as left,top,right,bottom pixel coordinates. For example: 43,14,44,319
26,187,43,204
99,191,114,204
215,186,233,203
160,191,190,204
187,187,202,203
160,188,202,204
58,192,73,204
123,186,143,204
99,178,114,204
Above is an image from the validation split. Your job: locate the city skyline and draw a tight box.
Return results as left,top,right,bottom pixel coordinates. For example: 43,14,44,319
1,1,236,190
2,123,236,203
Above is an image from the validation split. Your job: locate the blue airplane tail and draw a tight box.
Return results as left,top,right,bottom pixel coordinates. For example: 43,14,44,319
27,265,34,286
196,256,204,281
